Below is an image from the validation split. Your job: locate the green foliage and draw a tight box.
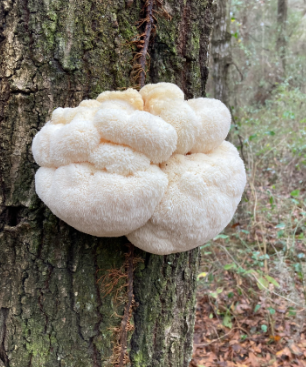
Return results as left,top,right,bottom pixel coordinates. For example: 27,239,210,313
227,0,306,106
194,2,306,364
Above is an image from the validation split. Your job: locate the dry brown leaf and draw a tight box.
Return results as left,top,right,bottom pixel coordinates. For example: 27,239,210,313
289,343,303,357
246,352,261,367
276,346,292,359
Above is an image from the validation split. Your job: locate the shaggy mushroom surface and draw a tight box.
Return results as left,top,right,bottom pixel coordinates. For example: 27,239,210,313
32,83,246,254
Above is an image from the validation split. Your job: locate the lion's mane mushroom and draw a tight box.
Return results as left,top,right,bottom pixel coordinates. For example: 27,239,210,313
127,141,246,255
188,97,231,153
32,89,177,237
32,83,246,254
140,83,201,155
126,82,246,255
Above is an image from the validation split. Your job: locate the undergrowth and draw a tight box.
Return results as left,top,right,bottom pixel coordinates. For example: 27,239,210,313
191,83,306,366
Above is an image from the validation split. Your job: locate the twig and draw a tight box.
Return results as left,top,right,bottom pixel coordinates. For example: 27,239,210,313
193,326,250,348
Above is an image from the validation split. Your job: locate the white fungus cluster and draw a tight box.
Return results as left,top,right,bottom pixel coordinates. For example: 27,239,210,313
32,83,246,255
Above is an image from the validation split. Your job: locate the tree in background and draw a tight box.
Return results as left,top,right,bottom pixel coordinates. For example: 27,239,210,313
0,0,214,366
210,0,232,106
208,0,306,107
276,0,288,76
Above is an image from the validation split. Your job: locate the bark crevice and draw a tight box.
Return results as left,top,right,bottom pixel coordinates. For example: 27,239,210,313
0,308,9,367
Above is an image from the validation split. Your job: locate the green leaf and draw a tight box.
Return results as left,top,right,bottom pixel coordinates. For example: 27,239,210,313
294,263,302,272
265,275,280,288
254,304,261,313
257,277,269,290
261,324,268,333
200,243,211,249
265,130,275,136
268,307,276,315
214,234,229,240
288,307,296,316
283,111,295,119
224,263,237,270
223,313,233,329
290,189,300,197
275,222,285,229
248,134,257,141
208,273,214,282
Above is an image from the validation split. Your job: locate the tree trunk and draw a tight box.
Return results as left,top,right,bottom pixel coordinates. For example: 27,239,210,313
0,0,214,366
276,0,288,76
210,0,232,105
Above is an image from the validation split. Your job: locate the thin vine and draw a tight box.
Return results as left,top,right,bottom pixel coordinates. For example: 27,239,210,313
130,0,172,88
97,244,143,366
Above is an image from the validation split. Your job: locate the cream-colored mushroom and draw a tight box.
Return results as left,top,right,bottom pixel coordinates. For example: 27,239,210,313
188,98,231,153
96,88,144,111
140,82,184,111
35,163,168,237
32,88,177,237
139,83,201,154
127,141,246,255
93,108,178,164
32,83,246,253
88,143,150,175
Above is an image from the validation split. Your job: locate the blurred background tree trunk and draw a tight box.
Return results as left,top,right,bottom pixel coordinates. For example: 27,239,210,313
210,0,232,106
276,0,288,76
0,0,214,366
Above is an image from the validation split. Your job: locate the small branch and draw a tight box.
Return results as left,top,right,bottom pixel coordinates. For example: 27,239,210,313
193,326,251,348
138,0,154,88
230,61,244,82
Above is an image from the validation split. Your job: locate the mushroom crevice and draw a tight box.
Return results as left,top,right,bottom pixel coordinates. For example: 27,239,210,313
32,82,246,255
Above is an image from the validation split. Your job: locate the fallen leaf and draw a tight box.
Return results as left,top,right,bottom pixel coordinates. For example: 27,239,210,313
289,343,303,357
276,346,292,360
269,335,282,342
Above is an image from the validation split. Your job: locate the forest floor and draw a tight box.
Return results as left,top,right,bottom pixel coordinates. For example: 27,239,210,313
190,243,306,367
190,203,306,367
190,86,306,367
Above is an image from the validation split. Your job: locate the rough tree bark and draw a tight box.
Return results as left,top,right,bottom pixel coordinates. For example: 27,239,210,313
276,0,288,76
210,0,231,105
0,0,214,366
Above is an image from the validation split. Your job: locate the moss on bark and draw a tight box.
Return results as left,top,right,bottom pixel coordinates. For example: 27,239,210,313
0,0,214,365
